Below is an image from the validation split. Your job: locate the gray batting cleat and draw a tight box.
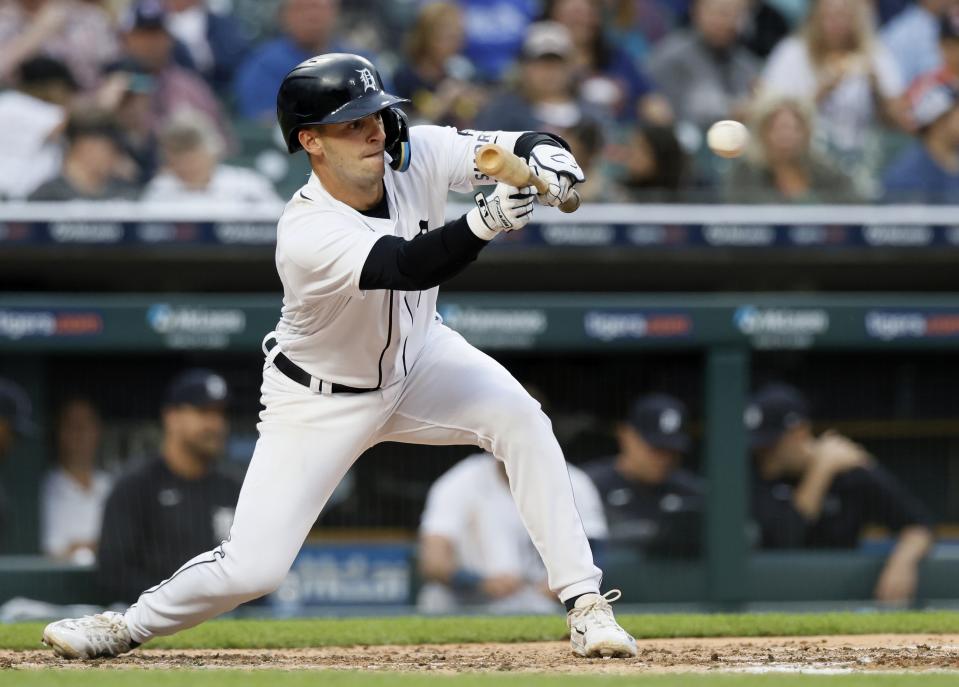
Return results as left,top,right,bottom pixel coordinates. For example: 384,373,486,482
567,590,638,658
42,611,137,659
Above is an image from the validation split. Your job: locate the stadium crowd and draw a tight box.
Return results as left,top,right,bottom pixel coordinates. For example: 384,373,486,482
1,0,959,203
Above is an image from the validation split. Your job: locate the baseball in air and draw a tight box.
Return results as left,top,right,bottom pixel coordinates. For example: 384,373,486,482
706,120,749,158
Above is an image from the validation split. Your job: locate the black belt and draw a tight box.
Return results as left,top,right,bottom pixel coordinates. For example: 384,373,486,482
264,336,378,394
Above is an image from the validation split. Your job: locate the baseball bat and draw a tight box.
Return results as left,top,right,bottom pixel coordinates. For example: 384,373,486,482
475,144,582,213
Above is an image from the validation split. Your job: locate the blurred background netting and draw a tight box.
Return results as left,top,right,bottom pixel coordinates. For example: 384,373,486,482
2,0,959,618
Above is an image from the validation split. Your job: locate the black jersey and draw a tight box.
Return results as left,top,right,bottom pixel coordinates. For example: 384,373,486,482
582,458,705,558
97,456,241,603
753,464,934,549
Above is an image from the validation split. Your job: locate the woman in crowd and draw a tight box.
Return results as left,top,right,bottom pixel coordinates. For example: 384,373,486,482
759,0,909,192
724,93,861,203
391,1,485,128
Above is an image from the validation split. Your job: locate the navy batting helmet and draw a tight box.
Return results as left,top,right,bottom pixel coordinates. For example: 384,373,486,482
276,53,411,171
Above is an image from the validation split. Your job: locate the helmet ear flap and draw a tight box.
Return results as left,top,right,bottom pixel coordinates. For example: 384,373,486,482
383,107,411,172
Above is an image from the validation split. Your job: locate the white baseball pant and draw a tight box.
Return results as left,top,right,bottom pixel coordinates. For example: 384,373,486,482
124,323,601,641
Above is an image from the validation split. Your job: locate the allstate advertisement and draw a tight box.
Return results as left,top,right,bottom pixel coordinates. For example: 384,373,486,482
270,544,413,612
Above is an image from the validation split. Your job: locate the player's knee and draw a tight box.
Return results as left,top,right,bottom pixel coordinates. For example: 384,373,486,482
227,559,290,599
492,392,551,440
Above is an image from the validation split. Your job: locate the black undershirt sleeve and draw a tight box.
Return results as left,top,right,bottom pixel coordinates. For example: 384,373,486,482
513,131,570,160
358,214,488,291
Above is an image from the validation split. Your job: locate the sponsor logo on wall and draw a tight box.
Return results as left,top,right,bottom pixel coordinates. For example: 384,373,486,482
271,545,411,609
0,309,103,340
703,225,776,246
734,306,829,349
584,311,693,342
865,310,959,341
49,222,124,243
147,304,246,349
438,305,547,348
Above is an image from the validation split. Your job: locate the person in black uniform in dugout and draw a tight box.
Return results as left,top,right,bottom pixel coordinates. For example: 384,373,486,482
747,382,935,605
97,369,241,603
583,393,703,558
0,378,35,549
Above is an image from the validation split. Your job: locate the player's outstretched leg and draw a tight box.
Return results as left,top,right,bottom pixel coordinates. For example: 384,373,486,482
377,325,637,659
42,366,380,659
42,612,137,659
566,590,637,658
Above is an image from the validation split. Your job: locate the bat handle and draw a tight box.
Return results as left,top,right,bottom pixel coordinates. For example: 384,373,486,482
528,171,582,214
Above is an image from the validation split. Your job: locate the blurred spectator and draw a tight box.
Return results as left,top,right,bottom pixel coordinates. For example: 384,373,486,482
28,108,139,201
0,378,35,549
647,0,759,130
882,0,957,87
233,0,355,121
741,0,792,59
164,0,252,94
905,14,959,104
392,2,485,128
142,110,281,203
884,82,959,201
559,117,609,202
459,0,538,83
760,0,908,181
609,124,693,201
748,383,934,605
583,394,702,558
606,0,681,64
0,56,76,199
724,94,862,203
40,398,112,564
474,21,602,134
0,0,119,90
418,452,607,614
117,0,231,146
545,0,673,125
98,369,241,604
96,60,161,185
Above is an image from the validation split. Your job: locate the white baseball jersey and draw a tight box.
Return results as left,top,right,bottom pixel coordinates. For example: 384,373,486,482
420,453,608,580
272,125,521,388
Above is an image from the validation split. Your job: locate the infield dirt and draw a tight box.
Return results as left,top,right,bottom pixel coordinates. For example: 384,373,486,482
3,634,959,674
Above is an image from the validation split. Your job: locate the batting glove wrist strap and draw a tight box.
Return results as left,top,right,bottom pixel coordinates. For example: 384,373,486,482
466,182,535,240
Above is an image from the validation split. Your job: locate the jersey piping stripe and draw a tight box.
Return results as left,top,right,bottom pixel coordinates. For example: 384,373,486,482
401,294,415,376
376,291,394,389
140,539,227,596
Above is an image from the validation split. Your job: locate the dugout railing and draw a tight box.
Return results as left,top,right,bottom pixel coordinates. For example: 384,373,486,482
1,292,959,611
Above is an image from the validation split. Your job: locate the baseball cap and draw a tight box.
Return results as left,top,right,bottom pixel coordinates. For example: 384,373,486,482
121,0,168,32
627,393,691,453
17,56,79,91
744,383,810,451
912,81,959,130
164,369,230,408
521,21,574,61
0,378,36,436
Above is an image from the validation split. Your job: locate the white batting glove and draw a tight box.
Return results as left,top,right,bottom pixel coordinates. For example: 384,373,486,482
529,144,585,207
466,182,536,240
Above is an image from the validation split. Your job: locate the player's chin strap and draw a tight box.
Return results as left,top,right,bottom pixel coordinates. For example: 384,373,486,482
383,107,411,172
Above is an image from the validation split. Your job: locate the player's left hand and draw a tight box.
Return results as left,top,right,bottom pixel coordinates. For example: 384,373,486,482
529,145,585,207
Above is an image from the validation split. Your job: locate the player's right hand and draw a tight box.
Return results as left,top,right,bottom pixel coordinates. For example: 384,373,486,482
466,182,536,241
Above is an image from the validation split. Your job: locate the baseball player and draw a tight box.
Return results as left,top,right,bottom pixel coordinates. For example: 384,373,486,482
42,54,637,660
